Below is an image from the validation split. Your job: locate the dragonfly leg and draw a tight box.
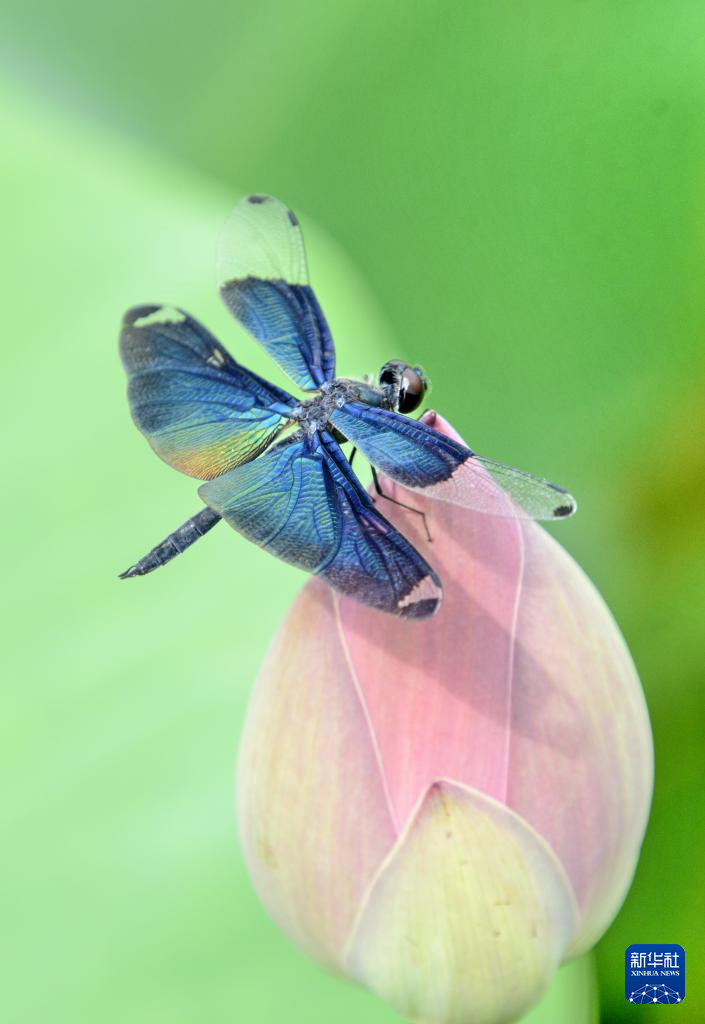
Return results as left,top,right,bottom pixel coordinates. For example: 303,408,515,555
371,466,432,543
348,445,357,468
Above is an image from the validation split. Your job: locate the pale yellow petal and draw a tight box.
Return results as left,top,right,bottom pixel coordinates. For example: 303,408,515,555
344,780,578,1024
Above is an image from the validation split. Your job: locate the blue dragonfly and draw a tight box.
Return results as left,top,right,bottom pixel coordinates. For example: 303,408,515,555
119,194,576,619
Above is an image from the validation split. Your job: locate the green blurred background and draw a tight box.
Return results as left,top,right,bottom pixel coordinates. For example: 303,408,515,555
2,2,703,1021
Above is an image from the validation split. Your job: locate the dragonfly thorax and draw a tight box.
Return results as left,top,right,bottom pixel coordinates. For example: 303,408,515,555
291,378,389,434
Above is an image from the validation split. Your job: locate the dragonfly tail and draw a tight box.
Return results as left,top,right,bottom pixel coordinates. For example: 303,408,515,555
119,507,222,579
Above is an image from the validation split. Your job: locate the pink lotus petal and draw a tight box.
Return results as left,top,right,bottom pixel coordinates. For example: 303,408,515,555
505,520,652,954
337,417,525,826
237,582,397,967
420,413,652,952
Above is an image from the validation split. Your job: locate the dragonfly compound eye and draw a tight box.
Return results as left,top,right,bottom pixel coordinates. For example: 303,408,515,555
378,361,428,413
398,365,427,413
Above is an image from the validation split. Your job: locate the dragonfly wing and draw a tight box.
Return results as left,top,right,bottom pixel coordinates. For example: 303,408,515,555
330,403,577,520
217,194,335,392
318,433,441,618
199,431,441,618
120,304,295,479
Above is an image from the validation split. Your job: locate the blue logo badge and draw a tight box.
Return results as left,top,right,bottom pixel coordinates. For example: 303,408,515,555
625,944,685,1004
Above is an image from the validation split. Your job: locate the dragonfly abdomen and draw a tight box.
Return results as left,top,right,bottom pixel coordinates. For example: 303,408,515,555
119,507,222,578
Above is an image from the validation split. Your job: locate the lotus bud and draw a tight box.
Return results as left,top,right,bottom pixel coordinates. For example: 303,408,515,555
237,411,653,1024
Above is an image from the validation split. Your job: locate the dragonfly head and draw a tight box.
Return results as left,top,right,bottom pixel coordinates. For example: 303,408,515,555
377,361,429,414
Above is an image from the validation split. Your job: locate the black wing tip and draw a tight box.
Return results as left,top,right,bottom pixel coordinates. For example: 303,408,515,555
244,193,298,225
400,596,441,620
122,303,160,328
551,496,578,518
397,574,443,620
547,481,578,519
121,304,189,332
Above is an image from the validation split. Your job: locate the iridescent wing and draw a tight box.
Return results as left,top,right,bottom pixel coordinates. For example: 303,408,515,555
330,403,577,520
216,194,335,392
199,431,441,618
319,434,441,616
120,304,295,480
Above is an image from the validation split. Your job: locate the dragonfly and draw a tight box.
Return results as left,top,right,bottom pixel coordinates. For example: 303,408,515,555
119,194,576,619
